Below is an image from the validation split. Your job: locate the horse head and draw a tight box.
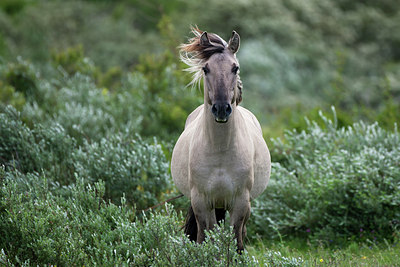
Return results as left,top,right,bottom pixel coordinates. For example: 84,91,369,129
201,31,240,123
179,28,242,123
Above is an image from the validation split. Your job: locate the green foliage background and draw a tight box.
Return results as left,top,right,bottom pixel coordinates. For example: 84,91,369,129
0,0,399,265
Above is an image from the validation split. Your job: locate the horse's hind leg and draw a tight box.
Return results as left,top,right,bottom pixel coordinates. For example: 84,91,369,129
230,195,251,253
184,206,197,241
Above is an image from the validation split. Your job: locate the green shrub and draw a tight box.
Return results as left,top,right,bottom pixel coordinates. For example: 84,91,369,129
34,123,76,186
0,82,26,110
0,0,29,15
0,33,8,59
15,53,199,143
1,57,39,101
51,45,98,78
46,74,119,142
21,72,144,143
0,171,303,266
0,106,40,173
0,106,75,182
135,51,202,139
98,66,123,91
250,109,400,245
239,37,333,112
0,105,170,207
73,134,171,208
374,80,400,129
0,172,132,265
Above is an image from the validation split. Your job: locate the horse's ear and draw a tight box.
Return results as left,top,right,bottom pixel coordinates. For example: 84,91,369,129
200,32,211,46
228,31,240,54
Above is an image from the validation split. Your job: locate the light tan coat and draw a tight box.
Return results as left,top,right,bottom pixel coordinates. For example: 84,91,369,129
171,29,271,252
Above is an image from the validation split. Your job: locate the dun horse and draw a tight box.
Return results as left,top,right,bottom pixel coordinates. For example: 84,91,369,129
171,28,271,252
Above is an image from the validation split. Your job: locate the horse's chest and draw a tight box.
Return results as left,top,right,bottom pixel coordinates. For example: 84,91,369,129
189,149,253,206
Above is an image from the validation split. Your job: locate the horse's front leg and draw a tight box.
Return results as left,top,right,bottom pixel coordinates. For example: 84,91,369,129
230,193,251,253
191,190,216,243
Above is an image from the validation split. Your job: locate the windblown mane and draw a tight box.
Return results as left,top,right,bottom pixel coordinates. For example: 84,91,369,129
179,27,243,104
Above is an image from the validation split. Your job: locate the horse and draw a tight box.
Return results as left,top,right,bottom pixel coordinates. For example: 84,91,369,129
171,27,271,252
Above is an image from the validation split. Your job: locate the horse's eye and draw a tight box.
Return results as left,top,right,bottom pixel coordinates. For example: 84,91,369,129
232,65,239,74
202,66,209,75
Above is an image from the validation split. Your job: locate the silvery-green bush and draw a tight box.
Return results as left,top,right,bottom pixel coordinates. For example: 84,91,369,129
21,72,145,143
1,54,201,143
0,170,303,266
73,134,170,207
250,108,400,244
0,106,171,209
0,106,75,182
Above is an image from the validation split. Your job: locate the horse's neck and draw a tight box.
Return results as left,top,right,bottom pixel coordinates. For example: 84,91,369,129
202,104,238,151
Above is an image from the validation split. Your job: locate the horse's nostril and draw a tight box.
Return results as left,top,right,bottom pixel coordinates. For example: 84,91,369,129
226,104,232,115
212,104,218,115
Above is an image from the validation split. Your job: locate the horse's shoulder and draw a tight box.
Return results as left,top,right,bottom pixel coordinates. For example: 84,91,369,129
237,106,262,134
185,104,204,129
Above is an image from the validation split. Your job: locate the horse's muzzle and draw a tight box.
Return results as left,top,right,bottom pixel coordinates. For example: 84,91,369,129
211,103,232,123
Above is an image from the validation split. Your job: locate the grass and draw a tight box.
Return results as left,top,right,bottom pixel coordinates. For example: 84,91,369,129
247,239,400,266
